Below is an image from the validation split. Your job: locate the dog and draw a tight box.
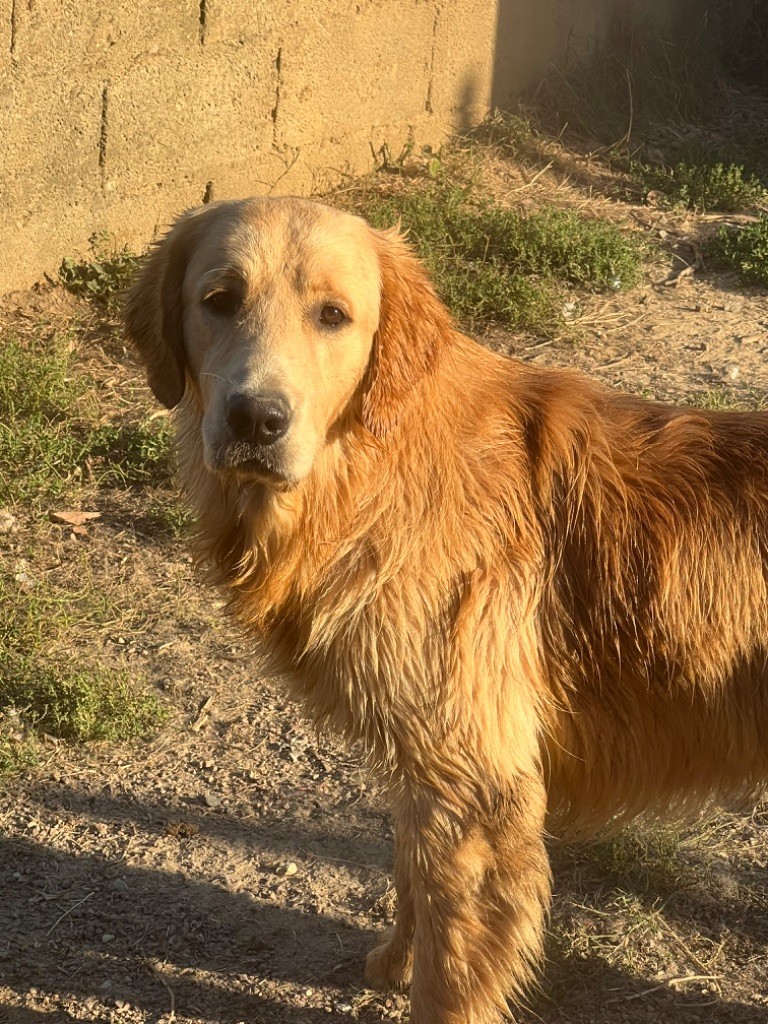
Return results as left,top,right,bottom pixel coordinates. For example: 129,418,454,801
125,196,768,1023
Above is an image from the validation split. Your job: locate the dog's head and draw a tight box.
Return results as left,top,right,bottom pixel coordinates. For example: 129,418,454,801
125,197,451,489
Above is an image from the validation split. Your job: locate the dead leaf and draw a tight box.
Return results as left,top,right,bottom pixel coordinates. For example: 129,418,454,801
662,266,694,288
645,189,667,208
52,510,101,527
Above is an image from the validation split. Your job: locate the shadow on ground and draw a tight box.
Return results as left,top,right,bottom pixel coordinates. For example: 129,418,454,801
1,780,766,1022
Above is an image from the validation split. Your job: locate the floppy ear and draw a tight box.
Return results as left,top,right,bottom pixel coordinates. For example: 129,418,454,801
362,227,454,437
124,209,206,409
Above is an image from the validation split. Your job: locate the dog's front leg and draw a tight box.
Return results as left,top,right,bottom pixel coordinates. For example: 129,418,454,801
365,822,415,988
396,771,550,1024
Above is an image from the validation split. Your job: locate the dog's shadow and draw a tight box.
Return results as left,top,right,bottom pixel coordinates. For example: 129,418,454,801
1,784,765,1023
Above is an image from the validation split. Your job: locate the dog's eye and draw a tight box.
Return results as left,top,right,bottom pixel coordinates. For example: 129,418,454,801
319,305,347,327
203,289,241,317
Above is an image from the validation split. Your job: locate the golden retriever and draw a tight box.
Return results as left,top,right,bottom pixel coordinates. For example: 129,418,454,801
126,196,768,1023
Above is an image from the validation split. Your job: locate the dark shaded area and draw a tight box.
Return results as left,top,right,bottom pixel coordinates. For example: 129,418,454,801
0,828,373,1024
1,781,766,1022
716,0,768,87
492,1,768,150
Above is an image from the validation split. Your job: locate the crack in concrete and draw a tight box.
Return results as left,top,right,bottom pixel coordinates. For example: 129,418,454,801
9,0,17,55
198,0,207,45
271,48,283,146
425,5,440,114
98,83,109,186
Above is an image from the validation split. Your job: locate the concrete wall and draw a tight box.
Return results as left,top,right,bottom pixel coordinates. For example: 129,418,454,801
1,0,689,296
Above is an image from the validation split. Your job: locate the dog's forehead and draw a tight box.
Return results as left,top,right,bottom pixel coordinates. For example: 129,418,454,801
190,199,381,299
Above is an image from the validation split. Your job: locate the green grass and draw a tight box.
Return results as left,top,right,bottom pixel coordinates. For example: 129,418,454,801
630,157,766,212
0,728,38,776
710,214,768,288
59,233,140,309
0,335,97,507
462,110,540,159
684,385,768,412
0,569,165,773
0,334,88,421
582,823,685,889
0,327,176,773
91,419,175,487
350,179,647,334
141,495,192,539
2,658,164,743
0,333,175,508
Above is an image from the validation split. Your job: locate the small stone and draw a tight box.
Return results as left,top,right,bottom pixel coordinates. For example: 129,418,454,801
14,569,34,591
274,860,299,877
102,933,115,943
0,510,18,533
203,792,222,808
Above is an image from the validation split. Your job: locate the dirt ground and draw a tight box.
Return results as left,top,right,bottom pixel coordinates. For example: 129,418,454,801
1,145,768,1024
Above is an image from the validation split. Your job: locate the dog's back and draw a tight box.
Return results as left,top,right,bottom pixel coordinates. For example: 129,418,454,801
495,360,768,828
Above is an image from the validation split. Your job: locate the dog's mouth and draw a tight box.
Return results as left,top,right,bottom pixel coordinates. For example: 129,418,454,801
209,442,295,490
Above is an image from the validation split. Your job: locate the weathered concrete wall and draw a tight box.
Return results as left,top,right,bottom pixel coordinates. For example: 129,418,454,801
1,0,690,295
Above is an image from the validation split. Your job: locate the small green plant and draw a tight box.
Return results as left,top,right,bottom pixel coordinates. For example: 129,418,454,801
481,207,646,290
370,134,416,175
351,180,647,334
0,334,87,420
631,158,766,212
683,385,768,412
59,233,139,308
710,214,768,288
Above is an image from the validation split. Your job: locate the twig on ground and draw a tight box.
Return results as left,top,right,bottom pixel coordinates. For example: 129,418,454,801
191,696,214,732
149,962,176,1022
46,890,95,936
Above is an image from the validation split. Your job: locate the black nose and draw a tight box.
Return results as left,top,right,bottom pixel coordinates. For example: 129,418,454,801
226,392,292,446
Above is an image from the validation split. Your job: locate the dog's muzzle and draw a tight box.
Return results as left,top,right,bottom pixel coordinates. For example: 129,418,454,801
210,391,295,485
225,391,292,447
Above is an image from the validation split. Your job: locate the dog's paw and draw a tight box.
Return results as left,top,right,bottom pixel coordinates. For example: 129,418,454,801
365,930,413,990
